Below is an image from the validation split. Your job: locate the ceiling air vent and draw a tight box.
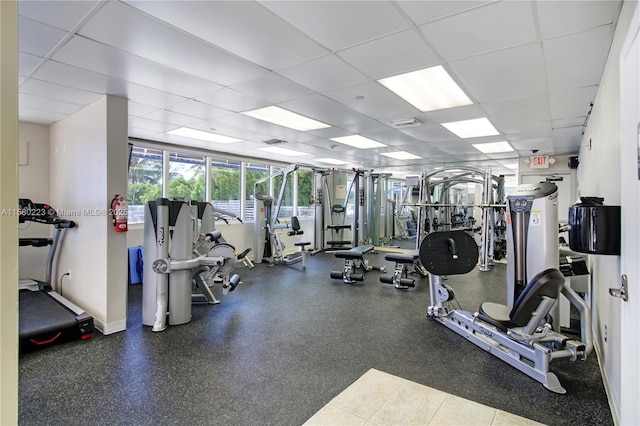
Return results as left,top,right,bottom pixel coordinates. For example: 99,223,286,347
391,117,423,128
262,138,287,145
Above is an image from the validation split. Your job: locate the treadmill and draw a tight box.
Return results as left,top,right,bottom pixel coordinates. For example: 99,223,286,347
18,199,93,348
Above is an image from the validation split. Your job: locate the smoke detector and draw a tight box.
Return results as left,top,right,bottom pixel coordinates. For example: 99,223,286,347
391,117,423,128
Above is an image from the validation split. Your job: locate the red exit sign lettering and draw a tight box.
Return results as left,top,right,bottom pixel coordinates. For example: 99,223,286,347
530,155,550,169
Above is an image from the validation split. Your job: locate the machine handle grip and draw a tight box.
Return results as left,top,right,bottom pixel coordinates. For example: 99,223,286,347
447,237,459,259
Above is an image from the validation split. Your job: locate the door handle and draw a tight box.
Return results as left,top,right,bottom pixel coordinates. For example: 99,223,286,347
609,274,629,301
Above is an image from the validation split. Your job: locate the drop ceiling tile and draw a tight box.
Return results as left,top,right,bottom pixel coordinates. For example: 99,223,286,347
187,120,271,143
231,73,314,104
396,1,490,25
536,1,622,39
19,106,66,125
142,110,203,127
34,60,188,108
341,118,391,134
80,1,267,87
553,117,586,130
126,0,328,70
450,43,546,102
278,55,368,92
398,123,460,143
21,79,101,106
338,30,439,79
549,86,597,119
324,81,419,122
362,129,421,148
129,117,177,133
510,137,553,153
52,36,221,98
480,94,548,116
128,102,159,117
280,94,373,127
420,1,536,61
212,113,300,139
261,1,409,51
19,93,83,115
553,127,583,149
18,1,100,31
491,109,551,134
19,52,44,77
422,104,486,124
18,17,69,57
165,100,233,121
196,88,270,113
544,26,614,91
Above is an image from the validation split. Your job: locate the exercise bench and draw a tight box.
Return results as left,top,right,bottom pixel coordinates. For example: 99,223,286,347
330,245,386,284
380,250,423,289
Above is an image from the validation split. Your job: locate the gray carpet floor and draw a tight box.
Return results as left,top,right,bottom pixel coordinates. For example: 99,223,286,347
19,245,612,425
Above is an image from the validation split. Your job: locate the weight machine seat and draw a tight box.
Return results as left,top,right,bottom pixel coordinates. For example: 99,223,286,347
294,241,310,247
334,244,374,259
477,268,566,332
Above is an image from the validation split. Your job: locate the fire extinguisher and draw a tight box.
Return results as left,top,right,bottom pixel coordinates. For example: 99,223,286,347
110,194,128,232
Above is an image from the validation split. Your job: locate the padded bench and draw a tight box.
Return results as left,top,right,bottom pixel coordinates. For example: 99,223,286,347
330,245,385,284
380,250,427,289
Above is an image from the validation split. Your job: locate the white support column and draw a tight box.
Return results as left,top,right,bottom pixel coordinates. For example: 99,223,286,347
0,1,19,423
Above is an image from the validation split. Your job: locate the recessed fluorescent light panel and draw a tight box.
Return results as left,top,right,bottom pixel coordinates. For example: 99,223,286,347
381,151,422,160
378,65,473,112
259,146,308,157
472,141,514,153
442,118,500,139
242,106,330,131
330,135,386,149
167,127,242,143
315,157,350,165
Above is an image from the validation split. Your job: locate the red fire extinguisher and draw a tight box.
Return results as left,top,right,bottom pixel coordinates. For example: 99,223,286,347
111,194,128,232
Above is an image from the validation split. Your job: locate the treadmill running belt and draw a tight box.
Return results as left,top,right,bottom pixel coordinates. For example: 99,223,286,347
19,290,79,339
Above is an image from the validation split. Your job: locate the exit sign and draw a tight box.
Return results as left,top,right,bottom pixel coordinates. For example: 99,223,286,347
530,155,550,169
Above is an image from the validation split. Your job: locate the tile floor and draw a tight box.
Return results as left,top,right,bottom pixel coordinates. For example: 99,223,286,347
304,369,544,426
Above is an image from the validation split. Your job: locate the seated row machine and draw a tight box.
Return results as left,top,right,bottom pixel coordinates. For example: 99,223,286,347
330,245,386,284
420,230,592,394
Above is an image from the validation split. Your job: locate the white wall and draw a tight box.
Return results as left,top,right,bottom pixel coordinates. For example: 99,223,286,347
50,95,129,334
18,122,50,282
577,1,637,423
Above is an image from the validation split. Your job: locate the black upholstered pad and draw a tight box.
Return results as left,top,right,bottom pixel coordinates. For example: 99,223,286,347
478,302,514,333
510,268,565,326
384,252,418,263
419,231,478,276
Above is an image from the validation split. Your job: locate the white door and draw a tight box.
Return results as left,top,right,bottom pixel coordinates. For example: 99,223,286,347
618,16,640,424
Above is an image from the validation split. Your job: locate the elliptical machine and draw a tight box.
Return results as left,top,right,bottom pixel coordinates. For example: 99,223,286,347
421,182,592,394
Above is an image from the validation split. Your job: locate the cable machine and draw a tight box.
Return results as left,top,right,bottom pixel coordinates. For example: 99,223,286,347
414,167,506,271
253,164,308,266
312,168,364,252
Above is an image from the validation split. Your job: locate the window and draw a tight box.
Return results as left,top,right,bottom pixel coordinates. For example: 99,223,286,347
297,169,314,217
168,153,205,201
210,158,241,219
245,163,270,221
272,166,294,221
128,147,163,224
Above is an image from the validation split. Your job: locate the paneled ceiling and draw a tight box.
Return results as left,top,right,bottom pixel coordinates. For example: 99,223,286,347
18,0,622,178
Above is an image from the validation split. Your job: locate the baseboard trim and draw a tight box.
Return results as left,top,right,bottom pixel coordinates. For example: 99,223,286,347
594,339,620,425
93,317,126,335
